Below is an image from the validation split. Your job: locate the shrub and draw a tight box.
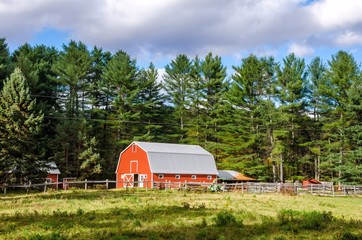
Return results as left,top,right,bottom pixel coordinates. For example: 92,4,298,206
182,202,190,209
110,207,122,215
76,208,84,216
52,209,68,217
29,232,64,240
214,210,238,227
335,231,362,240
196,218,208,228
278,209,334,231
301,211,333,230
133,219,142,227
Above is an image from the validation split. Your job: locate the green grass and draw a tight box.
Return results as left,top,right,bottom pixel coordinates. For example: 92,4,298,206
0,189,361,239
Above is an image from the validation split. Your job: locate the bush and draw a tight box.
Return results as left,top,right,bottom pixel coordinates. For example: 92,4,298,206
336,231,362,240
278,209,334,231
214,210,239,227
301,211,333,230
29,232,64,240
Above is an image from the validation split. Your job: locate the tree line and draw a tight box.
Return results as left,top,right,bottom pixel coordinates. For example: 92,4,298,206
0,38,361,184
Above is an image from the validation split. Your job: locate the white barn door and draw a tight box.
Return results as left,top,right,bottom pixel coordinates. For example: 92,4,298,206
123,174,134,187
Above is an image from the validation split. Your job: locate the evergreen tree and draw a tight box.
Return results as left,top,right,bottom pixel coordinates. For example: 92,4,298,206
87,47,113,178
196,53,227,160
276,53,309,181
134,63,171,142
50,41,92,176
0,68,44,184
163,54,193,139
11,44,59,161
321,51,360,183
79,137,102,180
102,50,140,148
344,77,362,183
305,57,327,180
186,56,204,144
0,38,12,89
226,55,278,180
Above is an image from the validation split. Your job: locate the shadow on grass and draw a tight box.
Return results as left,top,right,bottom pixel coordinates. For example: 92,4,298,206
0,189,162,202
1,202,362,240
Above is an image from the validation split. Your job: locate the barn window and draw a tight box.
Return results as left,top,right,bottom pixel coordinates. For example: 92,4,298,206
158,174,164,179
132,144,136,152
191,175,197,180
207,175,212,180
175,175,180,180
46,178,52,183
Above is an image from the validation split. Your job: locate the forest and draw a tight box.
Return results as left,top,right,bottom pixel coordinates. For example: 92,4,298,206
0,38,361,184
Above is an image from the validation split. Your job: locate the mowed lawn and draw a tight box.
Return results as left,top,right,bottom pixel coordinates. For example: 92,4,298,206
0,189,361,240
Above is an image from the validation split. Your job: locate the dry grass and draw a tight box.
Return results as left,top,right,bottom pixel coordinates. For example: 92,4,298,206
0,189,361,239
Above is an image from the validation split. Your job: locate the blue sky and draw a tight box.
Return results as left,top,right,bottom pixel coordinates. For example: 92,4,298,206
2,0,362,71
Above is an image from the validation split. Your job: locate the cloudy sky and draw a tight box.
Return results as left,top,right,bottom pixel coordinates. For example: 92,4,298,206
1,0,362,68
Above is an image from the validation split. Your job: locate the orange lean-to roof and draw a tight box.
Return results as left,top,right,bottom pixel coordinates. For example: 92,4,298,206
218,170,256,181
234,173,256,181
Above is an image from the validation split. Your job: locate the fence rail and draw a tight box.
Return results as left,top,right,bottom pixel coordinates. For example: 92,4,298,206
1,180,362,196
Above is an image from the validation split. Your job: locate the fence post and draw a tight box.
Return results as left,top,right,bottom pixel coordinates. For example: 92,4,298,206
311,184,313,194
332,184,335,197
323,184,325,195
106,179,109,190
354,186,356,195
27,182,31,193
85,179,88,190
146,181,148,192
44,181,47,193
241,183,244,194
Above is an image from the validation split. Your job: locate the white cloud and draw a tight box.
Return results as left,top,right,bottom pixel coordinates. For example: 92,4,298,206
335,31,362,45
288,43,315,57
1,0,362,61
310,0,362,29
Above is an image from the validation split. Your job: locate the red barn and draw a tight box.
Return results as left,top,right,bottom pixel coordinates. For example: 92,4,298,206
115,142,218,188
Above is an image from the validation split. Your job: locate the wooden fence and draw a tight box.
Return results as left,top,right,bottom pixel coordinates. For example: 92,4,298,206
1,180,362,196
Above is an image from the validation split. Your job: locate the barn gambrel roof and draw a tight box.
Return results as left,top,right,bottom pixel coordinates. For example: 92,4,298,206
127,141,218,175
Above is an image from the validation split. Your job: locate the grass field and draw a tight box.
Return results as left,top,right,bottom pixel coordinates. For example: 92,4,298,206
0,189,361,239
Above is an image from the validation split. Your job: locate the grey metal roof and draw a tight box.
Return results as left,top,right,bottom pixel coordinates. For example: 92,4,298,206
134,142,218,175
218,170,239,179
46,162,61,175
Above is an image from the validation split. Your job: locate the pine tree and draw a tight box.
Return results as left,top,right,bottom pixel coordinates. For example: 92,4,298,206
134,63,170,142
344,77,362,183
50,41,92,177
79,137,102,180
86,47,113,179
321,51,360,183
304,57,327,180
226,55,278,180
11,44,59,162
196,53,227,160
102,50,140,148
276,53,309,181
0,38,12,89
0,68,44,184
163,54,193,139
